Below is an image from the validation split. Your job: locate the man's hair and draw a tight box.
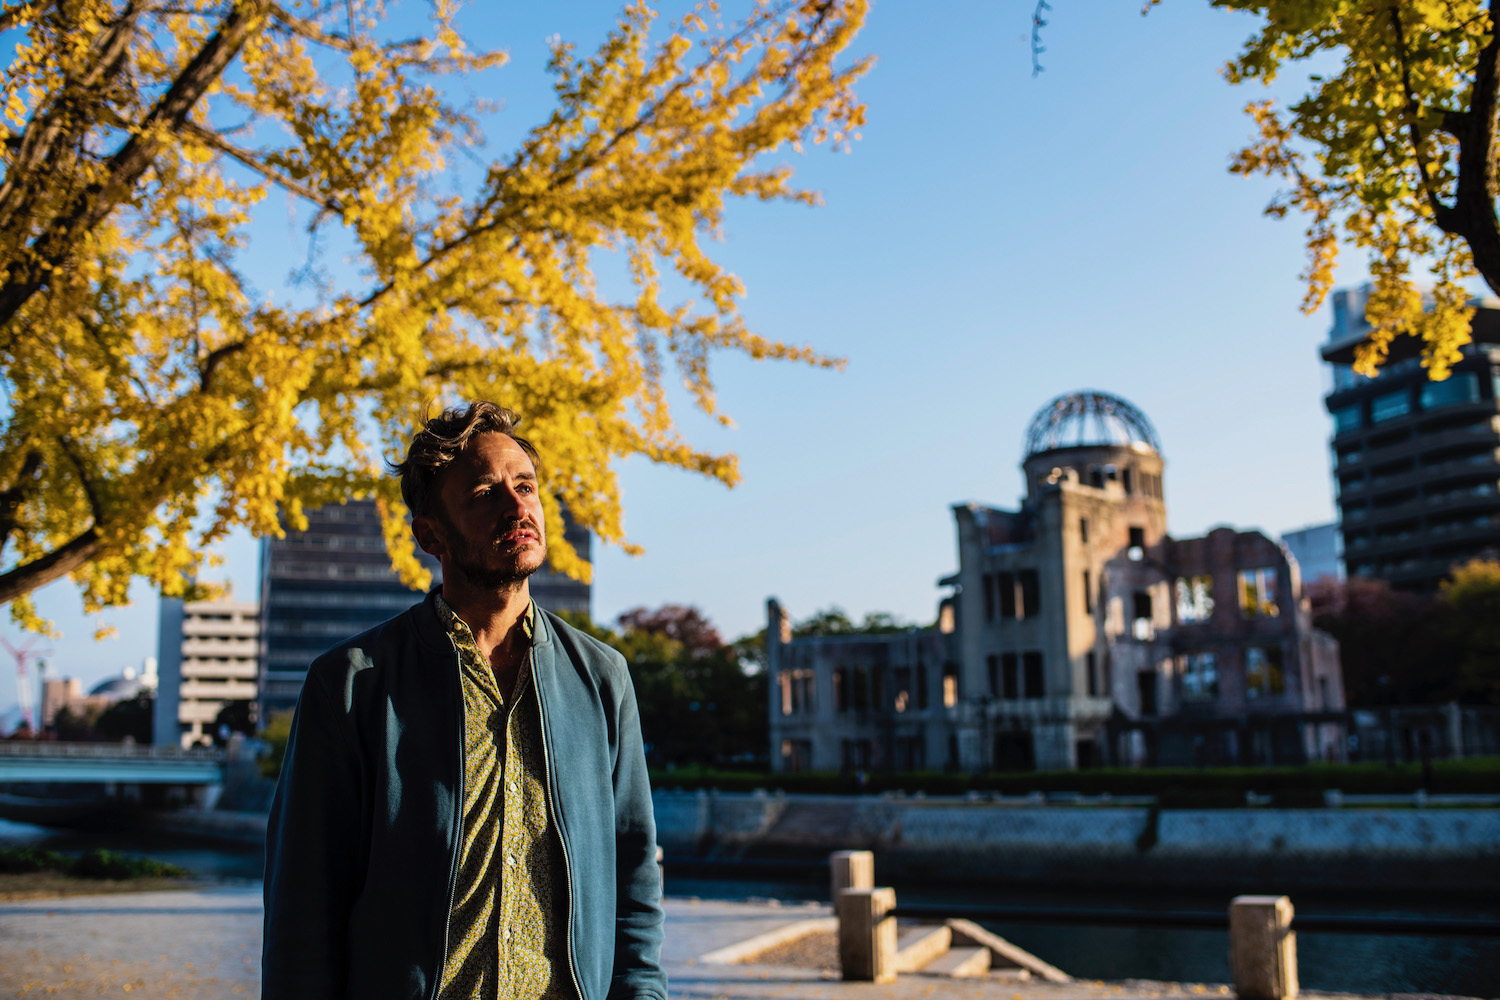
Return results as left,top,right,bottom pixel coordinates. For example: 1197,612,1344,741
390,401,541,519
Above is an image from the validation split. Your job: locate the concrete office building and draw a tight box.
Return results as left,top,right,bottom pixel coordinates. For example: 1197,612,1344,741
767,391,1344,773
154,598,258,747
259,498,592,720
1324,286,1500,591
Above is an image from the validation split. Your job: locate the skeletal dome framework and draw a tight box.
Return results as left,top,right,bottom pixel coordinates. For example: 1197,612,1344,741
1023,390,1162,458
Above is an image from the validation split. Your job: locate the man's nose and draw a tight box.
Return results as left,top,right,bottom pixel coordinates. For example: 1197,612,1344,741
496,483,529,515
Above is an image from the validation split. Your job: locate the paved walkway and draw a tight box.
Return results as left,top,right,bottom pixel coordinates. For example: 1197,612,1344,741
0,887,1371,1000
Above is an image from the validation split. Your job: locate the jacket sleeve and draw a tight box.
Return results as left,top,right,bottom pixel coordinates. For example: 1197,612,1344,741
262,663,364,999
608,664,667,1000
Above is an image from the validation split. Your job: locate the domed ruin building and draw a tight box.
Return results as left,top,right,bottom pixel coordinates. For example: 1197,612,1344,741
767,391,1345,772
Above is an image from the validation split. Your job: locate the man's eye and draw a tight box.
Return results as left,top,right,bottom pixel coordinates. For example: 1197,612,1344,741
517,484,533,494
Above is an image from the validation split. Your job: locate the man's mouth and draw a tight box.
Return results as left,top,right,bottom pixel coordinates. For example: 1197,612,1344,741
498,526,538,545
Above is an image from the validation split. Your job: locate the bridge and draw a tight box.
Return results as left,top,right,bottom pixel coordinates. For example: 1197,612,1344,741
0,741,225,784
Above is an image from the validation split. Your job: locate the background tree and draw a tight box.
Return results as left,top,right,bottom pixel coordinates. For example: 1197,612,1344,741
1307,575,1459,705
1205,0,1500,378
558,605,766,768
94,689,153,743
1439,557,1500,703
0,0,870,630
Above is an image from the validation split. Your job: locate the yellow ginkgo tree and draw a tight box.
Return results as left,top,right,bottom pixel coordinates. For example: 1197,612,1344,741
0,0,870,628
1209,0,1500,377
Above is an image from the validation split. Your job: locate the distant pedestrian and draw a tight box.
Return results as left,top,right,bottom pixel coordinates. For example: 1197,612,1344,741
262,401,665,1000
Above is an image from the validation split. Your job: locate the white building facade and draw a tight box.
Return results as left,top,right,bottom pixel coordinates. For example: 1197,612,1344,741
155,597,260,748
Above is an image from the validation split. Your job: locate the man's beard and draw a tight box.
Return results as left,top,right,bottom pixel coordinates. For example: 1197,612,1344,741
436,516,546,590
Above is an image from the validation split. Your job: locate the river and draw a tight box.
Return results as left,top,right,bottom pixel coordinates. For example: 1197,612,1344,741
3,819,1496,996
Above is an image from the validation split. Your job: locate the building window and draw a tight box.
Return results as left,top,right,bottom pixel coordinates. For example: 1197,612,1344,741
916,663,929,709
1083,570,1094,614
1080,517,1090,543
1018,569,1040,619
1174,575,1214,623
852,668,869,711
1245,646,1285,699
780,669,815,715
1123,467,1134,494
1002,653,1019,700
986,655,999,697
1420,372,1481,410
894,667,912,713
1238,568,1280,618
1332,405,1363,433
1128,526,1145,561
942,662,959,708
998,572,1017,619
983,573,995,621
1137,671,1157,716
833,668,849,712
1371,389,1411,423
1086,650,1098,697
1131,590,1154,641
1180,652,1218,701
1023,651,1044,698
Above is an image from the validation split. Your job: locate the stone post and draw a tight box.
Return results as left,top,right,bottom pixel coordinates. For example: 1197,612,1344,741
828,849,873,906
1229,895,1298,1000
837,887,897,983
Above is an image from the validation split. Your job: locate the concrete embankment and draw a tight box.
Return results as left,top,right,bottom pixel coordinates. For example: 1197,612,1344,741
654,790,1500,894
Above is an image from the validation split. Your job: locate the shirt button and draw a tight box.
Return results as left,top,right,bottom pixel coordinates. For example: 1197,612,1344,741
506,854,517,867
508,781,518,792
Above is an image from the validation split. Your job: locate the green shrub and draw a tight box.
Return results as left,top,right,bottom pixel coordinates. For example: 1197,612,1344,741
0,845,187,879
68,849,187,880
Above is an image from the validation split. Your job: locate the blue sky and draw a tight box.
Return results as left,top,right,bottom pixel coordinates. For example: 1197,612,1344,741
2,1,1400,712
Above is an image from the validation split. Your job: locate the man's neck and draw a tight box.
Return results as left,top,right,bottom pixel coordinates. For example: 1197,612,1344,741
441,578,532,694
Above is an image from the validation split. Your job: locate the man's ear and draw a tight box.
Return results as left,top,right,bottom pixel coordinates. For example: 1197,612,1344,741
412,516,447,560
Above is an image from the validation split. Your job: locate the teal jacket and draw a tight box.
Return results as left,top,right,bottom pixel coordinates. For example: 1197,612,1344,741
262,592,666,1000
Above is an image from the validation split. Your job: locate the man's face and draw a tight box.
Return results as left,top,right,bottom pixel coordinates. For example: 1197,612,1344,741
417,433,548,591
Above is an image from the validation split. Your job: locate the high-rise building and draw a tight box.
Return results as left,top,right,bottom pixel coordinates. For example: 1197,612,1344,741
155,598,258,747
259,499,591,720
1323,286,1500,591
768,391,1345,772
1281,522,1342,585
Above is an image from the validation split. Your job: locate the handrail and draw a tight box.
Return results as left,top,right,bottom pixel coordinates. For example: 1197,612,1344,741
0,741,225,762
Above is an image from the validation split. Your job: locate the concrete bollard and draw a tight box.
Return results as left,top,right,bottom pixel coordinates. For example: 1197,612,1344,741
837,886,897,983
828,849,874,906
1229,895,1298,1000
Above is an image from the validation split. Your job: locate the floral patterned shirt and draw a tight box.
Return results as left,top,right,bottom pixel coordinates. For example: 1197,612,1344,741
434,595,572,1000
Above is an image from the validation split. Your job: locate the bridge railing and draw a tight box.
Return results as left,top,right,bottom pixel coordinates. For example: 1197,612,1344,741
0,741,226,763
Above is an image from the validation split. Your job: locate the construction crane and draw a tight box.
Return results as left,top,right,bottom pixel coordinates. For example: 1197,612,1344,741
2,634,51,733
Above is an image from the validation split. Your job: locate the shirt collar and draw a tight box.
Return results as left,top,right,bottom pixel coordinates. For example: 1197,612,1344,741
433,592,535,645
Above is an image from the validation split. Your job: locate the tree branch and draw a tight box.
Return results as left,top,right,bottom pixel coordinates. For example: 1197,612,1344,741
0,0,272,335
0,0,54,34
54,435,103,522
1389,5,1451,220
198,339,248,390
0,450,43,552
1432,0,1500,289
0,2,140,238
179,121,345,215
0,527,100,605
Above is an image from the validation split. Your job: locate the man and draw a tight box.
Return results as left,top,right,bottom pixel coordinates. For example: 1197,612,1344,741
262,402,665,1000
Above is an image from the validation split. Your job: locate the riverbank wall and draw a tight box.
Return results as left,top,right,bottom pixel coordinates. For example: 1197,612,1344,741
653,790,1500,895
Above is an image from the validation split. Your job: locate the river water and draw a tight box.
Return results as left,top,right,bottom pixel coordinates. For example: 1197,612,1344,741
3,820,1496,996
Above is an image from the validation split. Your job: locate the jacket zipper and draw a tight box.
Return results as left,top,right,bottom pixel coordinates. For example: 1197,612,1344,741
534,648,586,1000
430,636,465,1000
